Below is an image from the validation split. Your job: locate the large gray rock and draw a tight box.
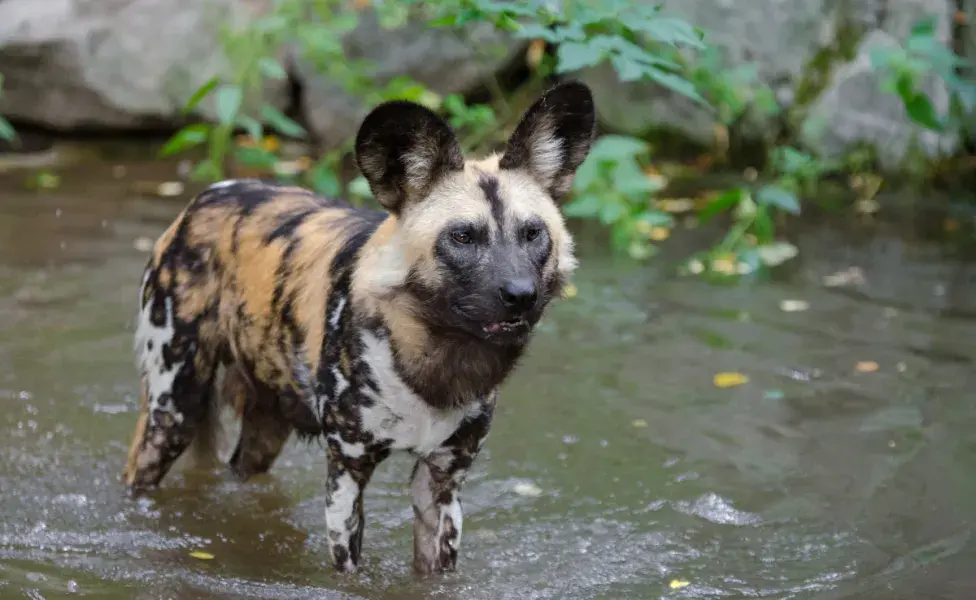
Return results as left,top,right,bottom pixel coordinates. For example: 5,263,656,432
297,12,519,149
0,0,282,129
578,0,958,167
0,0,517,144
800,30,957,171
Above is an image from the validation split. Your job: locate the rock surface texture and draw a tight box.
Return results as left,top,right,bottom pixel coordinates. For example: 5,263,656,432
0,0,516,143
579,0,961,169
0,0,968,168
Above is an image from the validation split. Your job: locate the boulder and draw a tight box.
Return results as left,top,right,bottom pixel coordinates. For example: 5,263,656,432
577,0,959,168
0,0,519,146
0,0,284,130
800,30,957,171
298,12,520,149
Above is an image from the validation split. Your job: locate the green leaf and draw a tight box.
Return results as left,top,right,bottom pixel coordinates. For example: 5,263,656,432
756,185,801,215
237,115,263,141
614,159,659,196
214,84,243,126
234,145,278,170
904,92,943,131
631,17,706,49
182,77,219,115
635,210,674,227
428,14,458,27
0,116,15,143
260,105,306,138
191,159,222,182
611,55,646,82
647,68,707,105
310,164,341,197
556,42,606,73
908,14,938,40
159,124,211,157
598,200,626,224
348,175,373,198
588,135,649,162
698,188,744,223
752,206,775,244
572,157,602,192
562,193,604,218
514,23,557,42
257,57,287,80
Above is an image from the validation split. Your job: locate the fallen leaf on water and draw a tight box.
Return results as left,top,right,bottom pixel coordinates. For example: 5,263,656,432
710,254,738,275
631,419,648,428
714,372,749,388
513,482,543,497
133,237,154,252
649,226,670,241
189,551,215,560
561,283,578,299
855,361,879,373
657,198,695,213
756,242,799,267
855,198,880,214
779,299,809,312
822,266,865,287
157,181,184,197
669,579,690,590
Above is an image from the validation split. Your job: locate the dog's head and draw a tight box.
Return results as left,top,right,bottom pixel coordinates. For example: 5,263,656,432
354,81,595,346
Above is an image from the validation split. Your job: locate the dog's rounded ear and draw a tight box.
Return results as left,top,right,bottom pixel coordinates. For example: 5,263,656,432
355,101,464,214
499,81,596,201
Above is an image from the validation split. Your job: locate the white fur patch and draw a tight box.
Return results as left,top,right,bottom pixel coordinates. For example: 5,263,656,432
358,331,475,455
528,125,564,187
134,292,185,425
325,470,360,571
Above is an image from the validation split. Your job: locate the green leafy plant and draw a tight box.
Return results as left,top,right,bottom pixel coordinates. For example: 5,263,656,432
688,182,801,280
0,74,17,144
563,135,672,259
870,14,976,138
422,0,707,102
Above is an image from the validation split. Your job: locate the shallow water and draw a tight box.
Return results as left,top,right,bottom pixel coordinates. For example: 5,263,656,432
1,157,975,600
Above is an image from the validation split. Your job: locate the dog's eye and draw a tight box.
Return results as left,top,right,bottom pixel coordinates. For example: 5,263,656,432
524,227,542,242
451,231,473,245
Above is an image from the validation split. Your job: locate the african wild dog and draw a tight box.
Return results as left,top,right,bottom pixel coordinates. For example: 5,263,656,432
121,81,595,574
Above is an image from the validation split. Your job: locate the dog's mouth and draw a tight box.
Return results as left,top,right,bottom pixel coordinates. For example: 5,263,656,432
482,318,528,335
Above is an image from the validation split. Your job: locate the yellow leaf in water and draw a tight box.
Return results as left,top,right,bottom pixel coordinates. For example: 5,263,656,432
779,299,810,312
657,198,695,213
855,361,879,373
649,226,670,241
561,283,578,299
631,419,648,428
669,579,690,590
189,551,215,560
713,372,749,388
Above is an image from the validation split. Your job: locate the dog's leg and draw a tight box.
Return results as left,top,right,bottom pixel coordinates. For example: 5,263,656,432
323,436,389,573
122,291,216,495
228,380,294,480
411,398,495,575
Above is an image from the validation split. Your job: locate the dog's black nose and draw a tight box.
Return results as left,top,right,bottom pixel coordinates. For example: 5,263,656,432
498,278,538,312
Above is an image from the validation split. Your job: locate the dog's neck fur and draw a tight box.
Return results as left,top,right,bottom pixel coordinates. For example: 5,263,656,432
362,295,526,411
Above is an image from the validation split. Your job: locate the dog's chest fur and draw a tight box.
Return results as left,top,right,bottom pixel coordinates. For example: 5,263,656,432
311,321,484,456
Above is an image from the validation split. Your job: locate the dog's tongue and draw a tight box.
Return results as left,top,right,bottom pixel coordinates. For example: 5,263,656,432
484,322,503,334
